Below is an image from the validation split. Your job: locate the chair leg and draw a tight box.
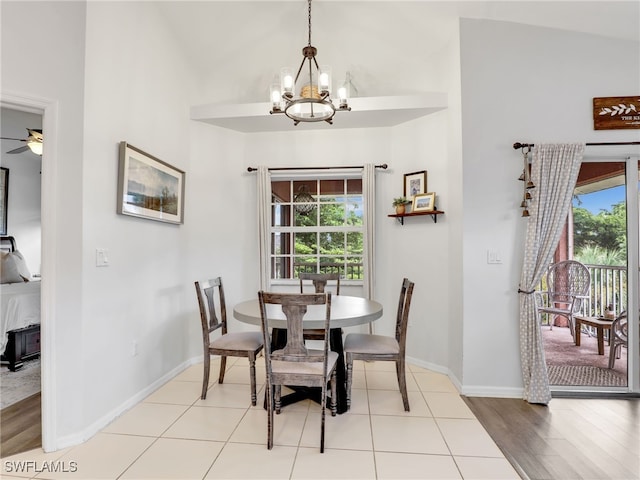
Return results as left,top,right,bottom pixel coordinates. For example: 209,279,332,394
266,382,274,450
330,371,337,417
567,316,575,341
201,353,210,400
396,359,410,412
608,344,616,369
218,355,227,384
346,353,353,410
320,383,326,453
248,354,257,406
275,385,282,414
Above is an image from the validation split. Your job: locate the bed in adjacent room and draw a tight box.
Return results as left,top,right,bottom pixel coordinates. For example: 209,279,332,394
0,236,41,371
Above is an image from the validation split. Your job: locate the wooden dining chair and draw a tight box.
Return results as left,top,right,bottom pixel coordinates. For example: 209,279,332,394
299,273,341,340
195,277,264,405
299,272,341,295
344,278,415,412
258,291,337,453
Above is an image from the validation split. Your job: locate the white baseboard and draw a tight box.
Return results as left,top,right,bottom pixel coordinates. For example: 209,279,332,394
460,385,524,398
406,355,524,398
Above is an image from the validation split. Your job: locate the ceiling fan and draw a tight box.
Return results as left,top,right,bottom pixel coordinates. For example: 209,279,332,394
0,128,44,155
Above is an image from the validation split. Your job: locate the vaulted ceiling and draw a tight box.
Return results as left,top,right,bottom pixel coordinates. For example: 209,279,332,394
154,1,640,103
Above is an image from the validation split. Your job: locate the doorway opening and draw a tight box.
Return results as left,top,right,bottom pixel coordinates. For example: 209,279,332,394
542,159,639,393
0,107,43,455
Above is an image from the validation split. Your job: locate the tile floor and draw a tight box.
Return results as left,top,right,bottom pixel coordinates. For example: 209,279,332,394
1,358,521,479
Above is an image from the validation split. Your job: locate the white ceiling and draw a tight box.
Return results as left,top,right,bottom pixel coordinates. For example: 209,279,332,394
155,1,640,103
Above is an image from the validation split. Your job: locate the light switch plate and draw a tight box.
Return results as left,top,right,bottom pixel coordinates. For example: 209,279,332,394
96,248,109,267
487,249,502,264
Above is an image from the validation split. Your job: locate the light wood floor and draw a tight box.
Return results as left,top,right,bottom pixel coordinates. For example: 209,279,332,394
0,392,41,458
463,395,640,480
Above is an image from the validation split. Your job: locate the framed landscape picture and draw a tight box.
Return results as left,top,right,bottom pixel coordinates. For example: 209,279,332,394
117,142,185,224
403,170,427,199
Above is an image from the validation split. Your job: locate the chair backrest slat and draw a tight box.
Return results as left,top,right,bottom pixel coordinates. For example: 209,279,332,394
195,278,227,342
299,273,341,295
396,278,415,346
259,292,331,366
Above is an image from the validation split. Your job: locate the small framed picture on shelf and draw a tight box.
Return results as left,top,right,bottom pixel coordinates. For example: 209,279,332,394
412,192,436,212
403,170,427,199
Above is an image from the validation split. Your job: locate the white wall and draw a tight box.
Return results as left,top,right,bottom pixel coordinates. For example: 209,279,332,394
1,0,87,443
80,1,205,437
458,19,640,395
0,109,42,275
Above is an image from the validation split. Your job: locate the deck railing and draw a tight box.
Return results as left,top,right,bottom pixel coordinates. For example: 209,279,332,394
294,263,363,280
581,264,628,317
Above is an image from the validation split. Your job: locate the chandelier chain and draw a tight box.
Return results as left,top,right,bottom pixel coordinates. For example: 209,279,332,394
307,0,312,46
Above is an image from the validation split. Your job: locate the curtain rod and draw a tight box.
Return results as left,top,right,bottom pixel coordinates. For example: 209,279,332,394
513,141,640,150
247,164,388,172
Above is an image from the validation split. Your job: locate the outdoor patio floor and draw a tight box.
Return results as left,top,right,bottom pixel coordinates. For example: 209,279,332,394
542,323,628,387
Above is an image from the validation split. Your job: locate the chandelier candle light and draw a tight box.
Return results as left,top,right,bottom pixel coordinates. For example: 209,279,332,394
270,0,351,125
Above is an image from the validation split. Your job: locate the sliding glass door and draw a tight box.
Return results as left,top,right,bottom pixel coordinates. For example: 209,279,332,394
544,156,638,393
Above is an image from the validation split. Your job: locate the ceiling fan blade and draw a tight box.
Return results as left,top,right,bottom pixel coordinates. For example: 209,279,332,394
7,145,30,154
1,129,43,154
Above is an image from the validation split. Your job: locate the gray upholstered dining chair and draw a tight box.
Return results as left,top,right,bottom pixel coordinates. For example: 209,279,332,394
194,277,264,405
299,272,341,341
344,278,415,412
258,291,337,453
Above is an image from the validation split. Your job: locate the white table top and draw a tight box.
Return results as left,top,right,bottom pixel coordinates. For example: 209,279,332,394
233,295,383,330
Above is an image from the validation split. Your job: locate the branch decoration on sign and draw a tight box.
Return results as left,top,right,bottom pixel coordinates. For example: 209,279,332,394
598,102,637,116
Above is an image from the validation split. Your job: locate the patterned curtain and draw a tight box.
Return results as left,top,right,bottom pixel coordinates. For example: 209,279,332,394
519,143,584,404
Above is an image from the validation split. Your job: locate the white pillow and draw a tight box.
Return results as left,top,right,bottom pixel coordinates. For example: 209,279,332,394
0,250,31,283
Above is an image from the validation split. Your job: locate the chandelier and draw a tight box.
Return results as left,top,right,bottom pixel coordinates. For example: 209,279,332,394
294,185,315,214
269,0,350,125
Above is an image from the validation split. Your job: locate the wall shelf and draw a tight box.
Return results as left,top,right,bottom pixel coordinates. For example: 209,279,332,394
388,210,444,225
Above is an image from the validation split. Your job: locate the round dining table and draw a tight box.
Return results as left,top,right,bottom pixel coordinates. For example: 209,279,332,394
233,295,383,414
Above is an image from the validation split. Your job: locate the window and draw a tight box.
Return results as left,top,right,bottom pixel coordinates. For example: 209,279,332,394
270,177,364,281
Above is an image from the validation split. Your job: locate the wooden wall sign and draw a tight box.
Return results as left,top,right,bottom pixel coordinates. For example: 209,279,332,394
593,96,640,130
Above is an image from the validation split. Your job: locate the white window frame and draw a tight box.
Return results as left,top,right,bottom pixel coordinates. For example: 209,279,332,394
269,171,365,286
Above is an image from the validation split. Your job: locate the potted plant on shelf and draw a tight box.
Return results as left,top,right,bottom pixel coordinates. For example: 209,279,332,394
392,197,409,215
